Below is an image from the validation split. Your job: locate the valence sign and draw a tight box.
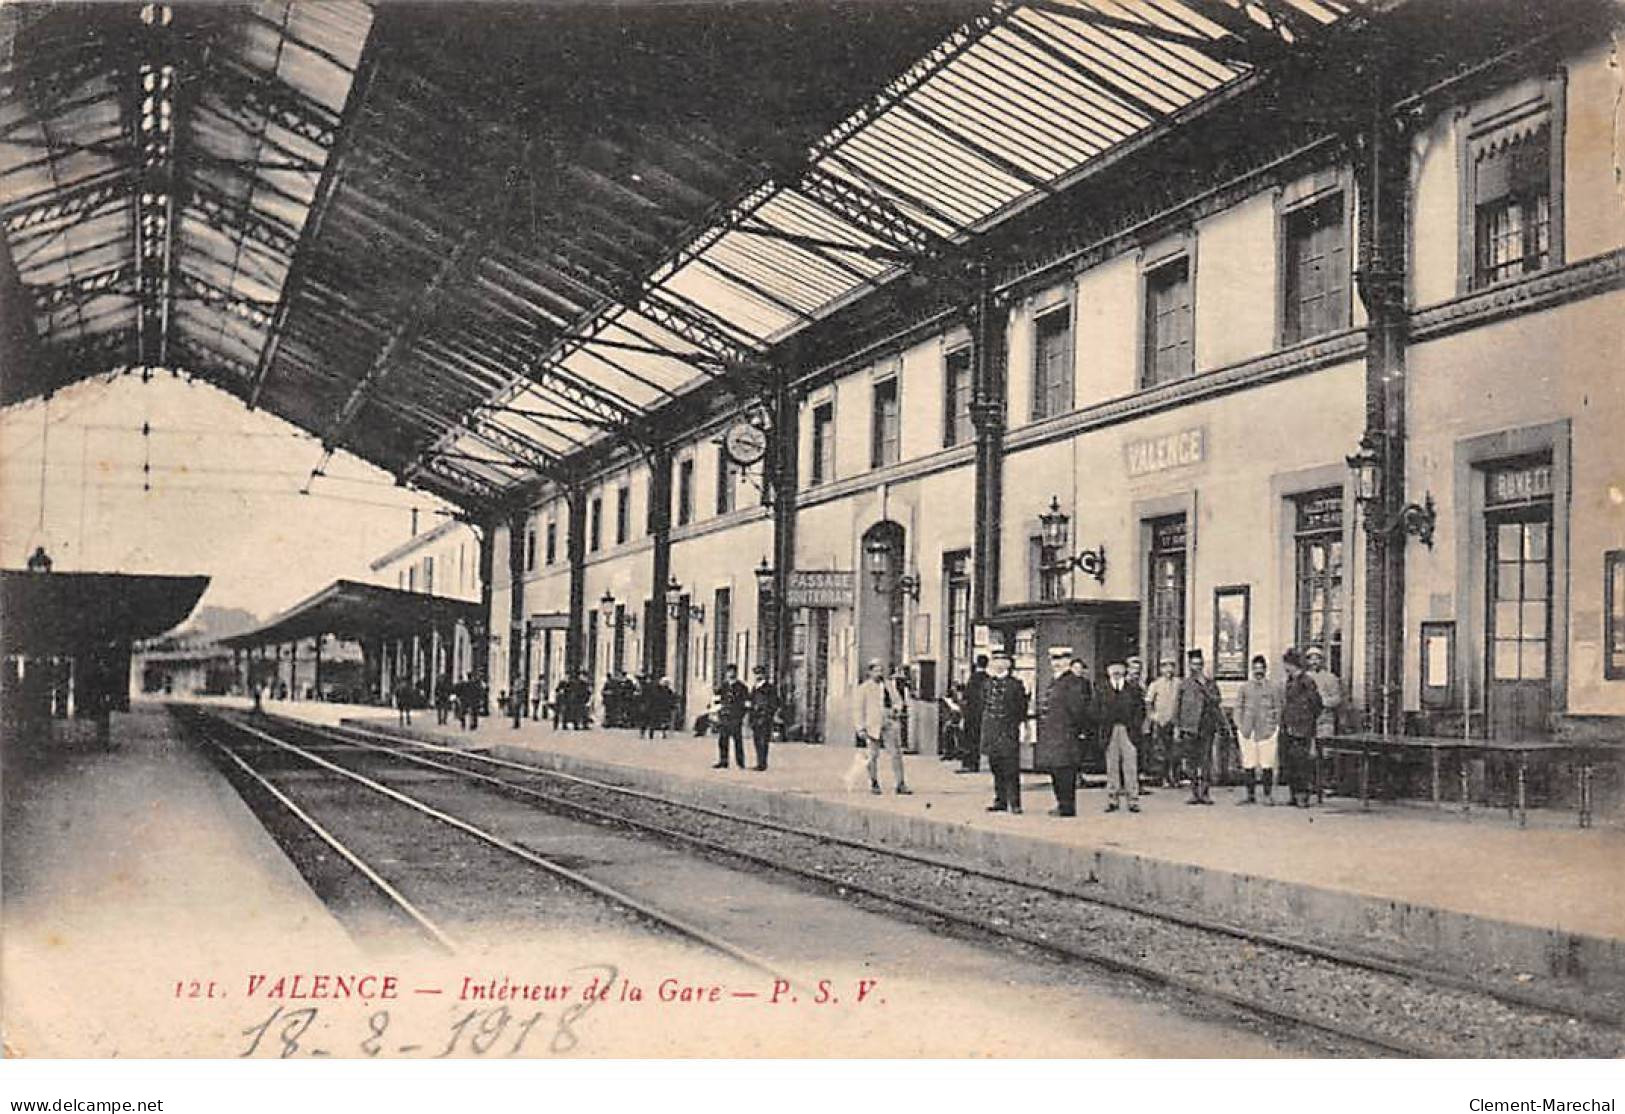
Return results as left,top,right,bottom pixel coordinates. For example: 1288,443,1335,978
1125,426,1207,478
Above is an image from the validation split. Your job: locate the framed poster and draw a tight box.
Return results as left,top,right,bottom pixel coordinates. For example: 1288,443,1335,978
1420,620,1456,708
1212,584,1250,681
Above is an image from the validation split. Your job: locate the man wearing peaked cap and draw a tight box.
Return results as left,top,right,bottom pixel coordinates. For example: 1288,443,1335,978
980,648,1029,814
1036,647,1091,817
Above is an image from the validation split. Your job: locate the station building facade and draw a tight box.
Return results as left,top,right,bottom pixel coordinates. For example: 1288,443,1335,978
485,22,1623,757
368,518,483,699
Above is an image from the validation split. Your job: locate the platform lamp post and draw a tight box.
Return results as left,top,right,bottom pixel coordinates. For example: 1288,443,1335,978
1038,495,1107,587
1346,432,1437,737
664,577,704,624
753,556,777,681
1345,433,1437,549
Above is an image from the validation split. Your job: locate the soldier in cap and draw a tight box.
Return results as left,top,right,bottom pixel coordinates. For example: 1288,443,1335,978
1175,647,1221,804
980,648,1029,814
1280,647,1325,808
1305,645,1344,800
1145,656,1181,787
1036,647,1091,816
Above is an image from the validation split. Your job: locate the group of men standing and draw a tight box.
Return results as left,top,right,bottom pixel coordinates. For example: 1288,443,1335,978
397,673,483,730
946,641,1343,815
710,664,779,772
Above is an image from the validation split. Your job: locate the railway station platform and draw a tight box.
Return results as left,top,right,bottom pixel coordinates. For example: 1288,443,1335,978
2,703,358,1056
228,695,1625,1002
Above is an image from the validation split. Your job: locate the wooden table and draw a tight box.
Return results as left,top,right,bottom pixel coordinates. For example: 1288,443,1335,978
1319,734,1610,827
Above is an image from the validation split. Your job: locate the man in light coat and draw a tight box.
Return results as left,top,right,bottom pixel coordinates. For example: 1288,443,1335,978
1096,660,1146,813
1234,653,1283,805
1144,657,1180,788
856,660,911,795
1305,645,1343,800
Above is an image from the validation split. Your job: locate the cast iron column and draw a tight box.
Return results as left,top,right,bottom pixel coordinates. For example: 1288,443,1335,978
475,523,494,691
770,371,799,696
507,507,527,728
312,634,323,701
967,264,1009,622
564,486,588,676
1354,56,1412,736
646,445,673,679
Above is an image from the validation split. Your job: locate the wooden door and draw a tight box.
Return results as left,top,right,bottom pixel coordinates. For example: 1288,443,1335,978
1486,508,1553,738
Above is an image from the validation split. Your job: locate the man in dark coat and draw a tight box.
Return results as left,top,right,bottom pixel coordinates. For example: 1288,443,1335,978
1280,647,1325,808
958,654,989,773
1175,648,1222,804
711,665,751,769
980,650,1030,814
747,666,779,771
1036,647,1092,817
1096,660,1147,813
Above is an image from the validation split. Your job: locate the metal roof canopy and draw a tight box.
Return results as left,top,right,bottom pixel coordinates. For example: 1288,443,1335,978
218,577,480,648
1,569,209,654
2,1,1372,512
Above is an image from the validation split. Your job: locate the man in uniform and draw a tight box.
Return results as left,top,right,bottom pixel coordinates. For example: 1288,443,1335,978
1175,648,1221,804
980,649,1029,814
1235,653,1283,805
1096,660,1146,813
1305,645,1343,800
856,660,911,795
711,665,751,769
1144,656,1180,787
1281,647,1324,808
957,654,990,773
747,666,779,771
1036,647,1091,817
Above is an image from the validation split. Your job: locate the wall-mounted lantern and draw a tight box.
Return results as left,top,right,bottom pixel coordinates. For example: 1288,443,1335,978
1038,495,1107,584
1345,432,1436,549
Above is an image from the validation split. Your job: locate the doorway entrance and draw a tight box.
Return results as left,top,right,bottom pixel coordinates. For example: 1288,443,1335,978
1146,514,1188,673
1486,506,1553,738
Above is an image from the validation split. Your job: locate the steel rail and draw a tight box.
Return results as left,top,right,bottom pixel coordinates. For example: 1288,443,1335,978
196,711,800,989
243,712,1595,1058
302,715,1622,1027
195,720,461,955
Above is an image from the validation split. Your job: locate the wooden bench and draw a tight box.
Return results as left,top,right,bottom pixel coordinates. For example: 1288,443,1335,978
1318,733,1613,828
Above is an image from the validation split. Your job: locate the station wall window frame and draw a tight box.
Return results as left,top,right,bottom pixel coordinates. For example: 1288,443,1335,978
1456,73,1566,295
615,485,631,545
871,373,900,469
589,496,603,552
544,520,557,566
810,400,835,486
525,526,537,573
1277,175,1352,346
1140,245,1195,389
1030,303,1073,422
943,344,972,448
677,458,694,526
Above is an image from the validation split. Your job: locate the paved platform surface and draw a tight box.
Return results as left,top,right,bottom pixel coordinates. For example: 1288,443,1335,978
2,703,359,1056
221,694,1625,991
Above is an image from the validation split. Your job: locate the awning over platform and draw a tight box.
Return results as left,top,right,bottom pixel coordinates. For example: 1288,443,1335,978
1,570,209,655
219,579,480,649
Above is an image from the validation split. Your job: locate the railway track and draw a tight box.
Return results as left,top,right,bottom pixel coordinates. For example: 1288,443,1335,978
177,706,796,983
197,708,1623,1058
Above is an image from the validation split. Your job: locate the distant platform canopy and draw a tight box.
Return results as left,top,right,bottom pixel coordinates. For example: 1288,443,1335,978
1,570,209,655
220,580,480,650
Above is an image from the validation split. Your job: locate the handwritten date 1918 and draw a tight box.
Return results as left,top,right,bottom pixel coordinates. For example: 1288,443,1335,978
238,1003,590,1059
